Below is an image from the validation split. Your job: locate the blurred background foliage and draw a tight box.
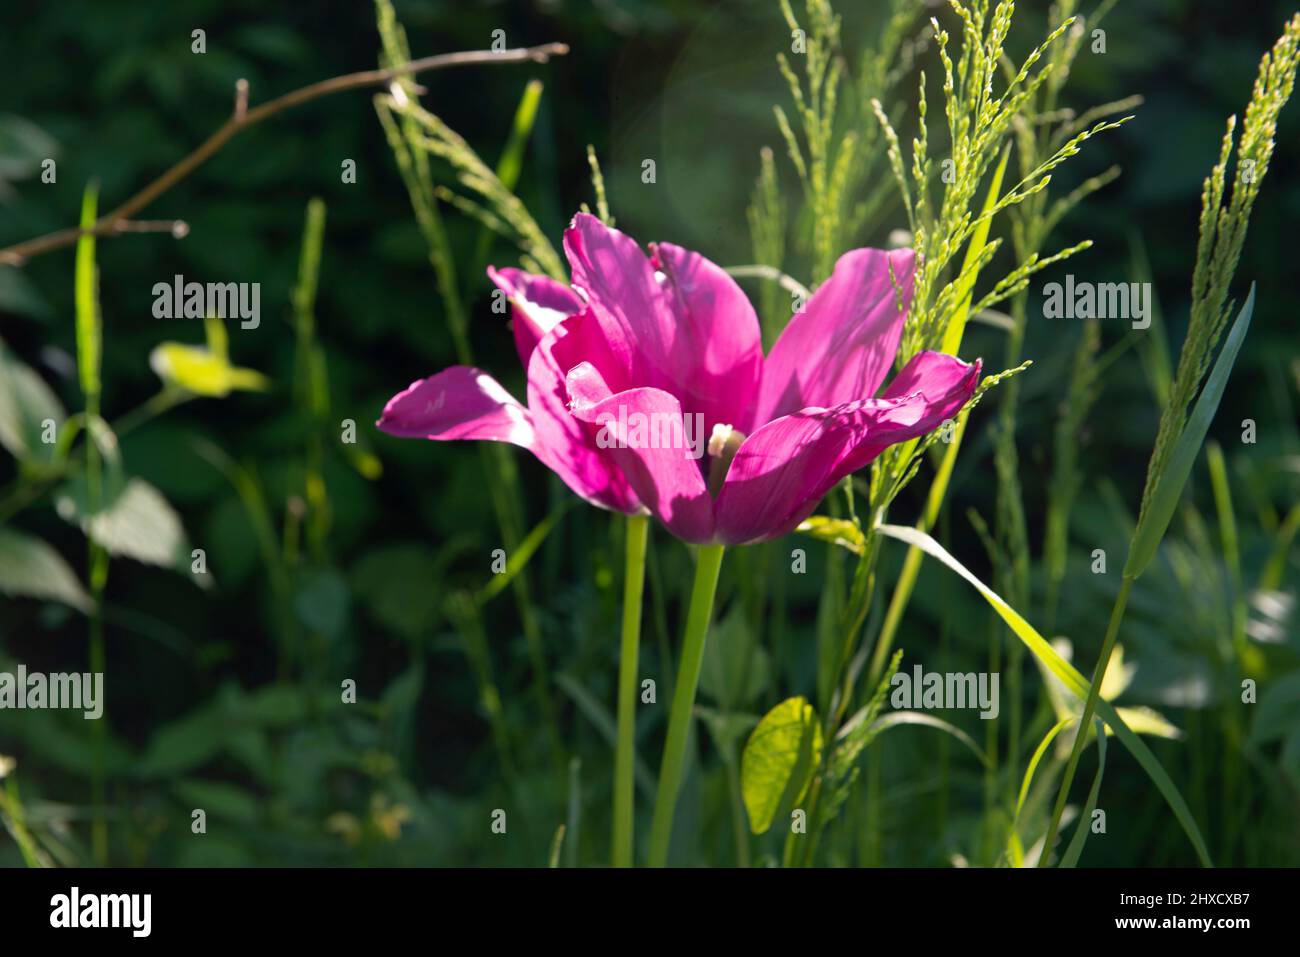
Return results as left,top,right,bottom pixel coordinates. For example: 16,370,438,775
0,0,1297,866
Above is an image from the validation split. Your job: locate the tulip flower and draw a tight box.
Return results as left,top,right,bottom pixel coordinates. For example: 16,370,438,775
376,212,981,866
559,213,980,545
378,214,978,542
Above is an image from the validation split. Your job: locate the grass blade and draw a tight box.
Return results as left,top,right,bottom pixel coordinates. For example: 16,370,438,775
876,522,1213,866
1126,285,1256,578
1060,719,1106,868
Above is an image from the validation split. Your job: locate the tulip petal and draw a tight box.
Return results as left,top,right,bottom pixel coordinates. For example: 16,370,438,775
487,266,585,367
715,356,980,544
526,314,641,512
563,213,762,432
650,241,763,431
757,247,916,424
377,366,537,446
880,349,978,403
567,370,714,543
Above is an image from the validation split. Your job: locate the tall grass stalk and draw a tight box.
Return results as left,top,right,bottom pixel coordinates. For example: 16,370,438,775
1041,13,1300,863
374,0,566,779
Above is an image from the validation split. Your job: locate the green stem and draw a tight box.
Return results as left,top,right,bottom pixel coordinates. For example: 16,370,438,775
1039,573,1134,864
613,513,649,867
647,543,725,867
88,576,107,864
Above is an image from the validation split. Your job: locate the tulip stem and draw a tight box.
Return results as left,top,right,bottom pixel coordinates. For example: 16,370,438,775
647,543,726,867
613,513,649,867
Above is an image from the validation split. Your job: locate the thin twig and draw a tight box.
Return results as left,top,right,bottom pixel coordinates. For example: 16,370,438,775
0,43,569,266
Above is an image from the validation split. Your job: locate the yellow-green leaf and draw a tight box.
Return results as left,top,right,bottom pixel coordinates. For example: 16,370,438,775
741,696,822,835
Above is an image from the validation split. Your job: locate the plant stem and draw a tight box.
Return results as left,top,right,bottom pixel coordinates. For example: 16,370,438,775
0,44,569,266
647,544,725,867
613,513,649,867
1039,573,1134,864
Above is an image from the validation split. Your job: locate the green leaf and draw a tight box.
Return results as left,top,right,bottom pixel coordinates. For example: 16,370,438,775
293,566,351,640
741,696,822,835
1249,672,1300,747
699,607,769,709
476,500,572,605
0,347,63,465
352,544,442,641
795,515,865,554
554,672,656,801
876,522,1213,867
138,708,227,776
0,113,59,191
496,79,543,194
172,780,260,824
55,475,189,570
1126,285,1255,578
1060,719,1106,868
0,265,52,320
867,711,990,768
1016,717,1075,822
0,528,90,611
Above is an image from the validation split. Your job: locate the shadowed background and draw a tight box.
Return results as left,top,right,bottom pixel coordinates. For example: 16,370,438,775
1,0,1297,866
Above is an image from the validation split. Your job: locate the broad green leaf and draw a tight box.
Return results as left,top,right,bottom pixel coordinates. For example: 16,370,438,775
1126,286,1255,578
172,780,260,824
351,544,442,641
877,522,1213,867
0,265,52,320
0,347,64,465
696,705,760,756
700,607,769,709
56,475,189,570
293,566,351,639
0,528,89,611
0,113,59,191
741,696,822,835
1249,672,1300,746
138,708,227,776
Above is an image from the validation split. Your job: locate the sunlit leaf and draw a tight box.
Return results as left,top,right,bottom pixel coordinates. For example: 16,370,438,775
0,528,89,611
741,696,822,835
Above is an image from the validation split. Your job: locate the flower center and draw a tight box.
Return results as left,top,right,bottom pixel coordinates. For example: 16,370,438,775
706,423,746,496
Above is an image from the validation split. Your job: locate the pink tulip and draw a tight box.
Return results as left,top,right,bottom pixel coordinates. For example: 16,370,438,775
377,263,641,514
378,213,980,544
